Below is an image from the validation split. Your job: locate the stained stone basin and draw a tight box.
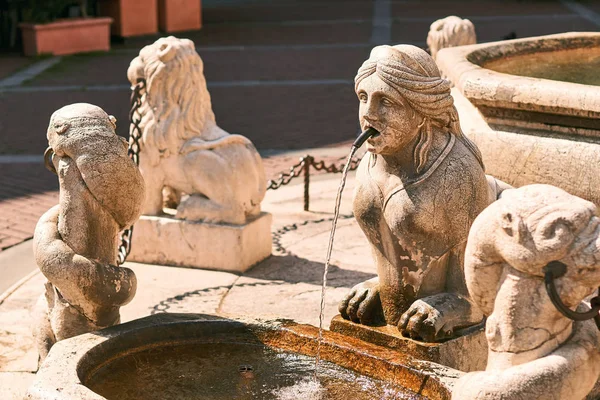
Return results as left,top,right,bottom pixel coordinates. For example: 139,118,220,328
483,45,600,87
435,32,600,205
26,314,460,400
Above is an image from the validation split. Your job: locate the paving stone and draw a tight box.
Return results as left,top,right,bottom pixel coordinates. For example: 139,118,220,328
0,56,33,80
0,272,45,373
118,21,372,49
391,15,599,44
391,0,573,18
120,262,240,321
203,0,373,24
0,372,35,400
27,46,372,87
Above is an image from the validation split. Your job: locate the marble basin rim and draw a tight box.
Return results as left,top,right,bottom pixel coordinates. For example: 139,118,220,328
436,32,600,137
25,313,460,400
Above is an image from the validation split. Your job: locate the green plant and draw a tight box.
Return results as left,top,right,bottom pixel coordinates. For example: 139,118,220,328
21,0,84,23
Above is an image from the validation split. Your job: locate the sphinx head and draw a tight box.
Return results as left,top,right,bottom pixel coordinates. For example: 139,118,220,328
354,44,483,171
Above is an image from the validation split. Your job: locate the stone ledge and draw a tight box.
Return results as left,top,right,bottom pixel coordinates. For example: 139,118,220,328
329,315,487,373
128,212,272,273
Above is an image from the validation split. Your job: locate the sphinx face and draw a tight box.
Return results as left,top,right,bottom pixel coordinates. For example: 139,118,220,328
356,74,421,155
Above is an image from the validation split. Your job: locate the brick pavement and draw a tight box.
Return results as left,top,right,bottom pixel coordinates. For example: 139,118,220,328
0,56,32,80
0,0,598,253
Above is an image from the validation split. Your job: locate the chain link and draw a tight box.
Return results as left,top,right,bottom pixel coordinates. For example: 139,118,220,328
272,214,354,255
266,154,360,191
266,158,307,190
117,78,146,265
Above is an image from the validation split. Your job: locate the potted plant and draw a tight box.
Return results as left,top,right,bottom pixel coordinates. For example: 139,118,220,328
19,0,113,56
158,0,202,33
97,0,158,38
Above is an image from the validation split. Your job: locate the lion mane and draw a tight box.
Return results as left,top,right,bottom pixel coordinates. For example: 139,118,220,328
128,36,241,166
126,36,266,224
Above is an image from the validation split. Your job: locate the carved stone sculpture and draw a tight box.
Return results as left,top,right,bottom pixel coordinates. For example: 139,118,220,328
427,16,476,61
126,36,272,272
338,45,509,342
127,36,266,225
453,184,600,400
32,103,145,362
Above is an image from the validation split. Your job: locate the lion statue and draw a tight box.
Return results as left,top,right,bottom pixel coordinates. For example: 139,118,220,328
427,16,476,61
127,36,266,225
453,184,600,400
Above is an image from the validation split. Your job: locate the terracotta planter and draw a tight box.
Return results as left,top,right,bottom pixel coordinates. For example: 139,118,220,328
158,0,202,33
98,0,158,37
19,18,113,57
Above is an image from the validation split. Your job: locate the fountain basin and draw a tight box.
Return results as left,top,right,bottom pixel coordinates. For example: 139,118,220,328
25,314,460,400
436,32,600,205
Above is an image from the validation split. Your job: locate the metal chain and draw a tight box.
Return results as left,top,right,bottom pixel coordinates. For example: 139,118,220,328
116,79,358,262
266,154,360,191
117,78,146,265
272,214,354,255
309,156,360,174
266,157,307,190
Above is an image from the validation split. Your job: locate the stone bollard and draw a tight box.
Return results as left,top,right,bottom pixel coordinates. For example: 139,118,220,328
32,103,145,363
125,36,271,273
453,184,600,400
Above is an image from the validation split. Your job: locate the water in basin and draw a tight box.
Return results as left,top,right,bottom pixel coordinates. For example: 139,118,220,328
483,46,600,86
86,342,423,400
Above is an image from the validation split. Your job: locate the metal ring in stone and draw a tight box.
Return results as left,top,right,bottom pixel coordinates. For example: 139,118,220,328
543,261,600,322
44,147,57,175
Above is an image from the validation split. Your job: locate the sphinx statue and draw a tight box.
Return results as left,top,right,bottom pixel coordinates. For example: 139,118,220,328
427,16,476,61
32,103,145,362
127,36,266,225
338,45,510,342
453,184,600,400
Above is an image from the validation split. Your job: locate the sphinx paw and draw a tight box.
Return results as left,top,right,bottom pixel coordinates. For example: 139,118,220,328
398,299,446,342
339,278,382,325
398,294,483,342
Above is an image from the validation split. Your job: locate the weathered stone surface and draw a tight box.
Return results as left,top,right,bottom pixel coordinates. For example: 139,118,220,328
330,315,487,372
220,213,376,328
128,36,267,226
453,184,600,400
128,212,272,272
453,85,600,207
427,16,476,61
119,262,239,321
0,260,238,373
0,372,36,400
32,103,144,362
26,314,460,400
0,272,45,373
437,33,600,133
438,33,600,207
339,44,506,342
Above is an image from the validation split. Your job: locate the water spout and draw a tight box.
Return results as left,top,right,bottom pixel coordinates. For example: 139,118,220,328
314,127,379,378
352,127,379,149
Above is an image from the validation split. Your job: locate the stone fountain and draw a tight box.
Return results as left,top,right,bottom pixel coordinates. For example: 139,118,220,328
26,313,459,400
435,32,600,206
26,32,600,400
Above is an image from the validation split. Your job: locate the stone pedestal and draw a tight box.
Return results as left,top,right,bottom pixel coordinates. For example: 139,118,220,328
128,212,272,273
330,315,487,372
